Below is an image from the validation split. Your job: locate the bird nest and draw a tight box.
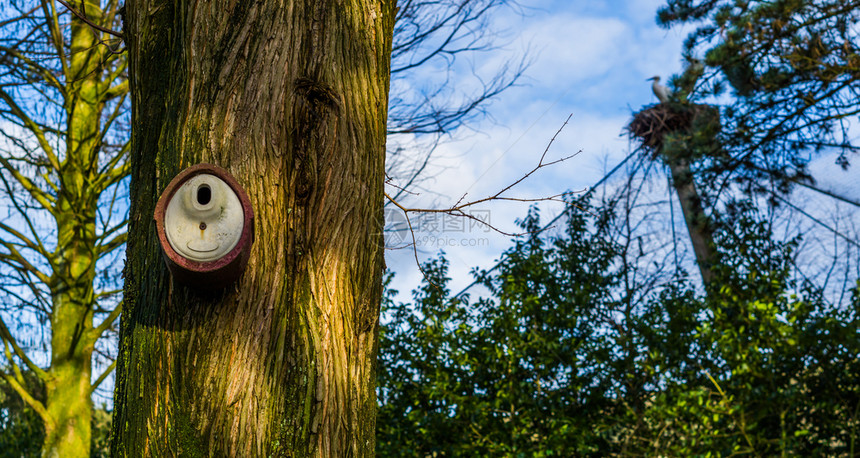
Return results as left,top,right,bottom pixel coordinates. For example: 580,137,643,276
627,103,719,153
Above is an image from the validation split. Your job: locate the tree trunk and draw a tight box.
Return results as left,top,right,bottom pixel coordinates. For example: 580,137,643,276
111,0,395,456
43,210,96,458
43,248,94,458
41,2,108,455
667,156,715,285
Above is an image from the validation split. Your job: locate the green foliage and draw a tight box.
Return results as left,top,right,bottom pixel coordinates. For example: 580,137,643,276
630,201,860,455
656,0,860,184
0,372,43,457
377,257,486,456
377,198,860,456
90,405,111,458
378,203,628,456
0,374,111,458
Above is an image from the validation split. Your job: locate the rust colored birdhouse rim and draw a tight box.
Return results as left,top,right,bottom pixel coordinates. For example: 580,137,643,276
154,163,254,275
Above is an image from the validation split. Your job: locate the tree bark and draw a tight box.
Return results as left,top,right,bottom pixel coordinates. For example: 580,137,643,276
667,156,715,285
43,211,95,458
111,0,395,456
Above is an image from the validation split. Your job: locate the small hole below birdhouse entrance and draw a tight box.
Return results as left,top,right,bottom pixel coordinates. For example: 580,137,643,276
197,185,211,205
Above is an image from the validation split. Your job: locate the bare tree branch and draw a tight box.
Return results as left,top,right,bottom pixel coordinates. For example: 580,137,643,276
89,358,116,394
385,117,583,284
54,0,124,40
0,318,48,380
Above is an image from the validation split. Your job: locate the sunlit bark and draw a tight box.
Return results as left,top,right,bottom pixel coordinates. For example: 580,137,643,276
111,0,395,455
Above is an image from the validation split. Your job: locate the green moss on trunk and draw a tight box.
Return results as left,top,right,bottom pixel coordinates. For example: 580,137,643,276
40,2,108,455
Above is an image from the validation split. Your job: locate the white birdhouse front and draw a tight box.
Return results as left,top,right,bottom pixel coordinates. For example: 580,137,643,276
154,164,254,288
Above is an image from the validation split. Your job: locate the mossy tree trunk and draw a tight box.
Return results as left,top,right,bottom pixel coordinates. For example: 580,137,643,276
111,0,395,456
40,6,103,455
0,1,127,456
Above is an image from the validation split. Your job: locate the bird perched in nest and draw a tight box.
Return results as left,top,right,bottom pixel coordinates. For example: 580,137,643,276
647,75,671,103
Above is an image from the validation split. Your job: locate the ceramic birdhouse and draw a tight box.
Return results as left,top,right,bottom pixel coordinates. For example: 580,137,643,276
154,164,254,288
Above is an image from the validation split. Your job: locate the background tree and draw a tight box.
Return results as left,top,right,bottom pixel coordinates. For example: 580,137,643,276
626,0,860,298
628,92,722,285
657,0,860,200
0,1,126,456
377,194,860,456
110,0,396,455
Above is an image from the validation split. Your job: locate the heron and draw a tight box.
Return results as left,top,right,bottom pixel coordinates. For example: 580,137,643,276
647,75,671,103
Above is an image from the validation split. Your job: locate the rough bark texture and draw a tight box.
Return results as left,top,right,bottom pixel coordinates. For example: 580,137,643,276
668,157,715,285
111,0,395,456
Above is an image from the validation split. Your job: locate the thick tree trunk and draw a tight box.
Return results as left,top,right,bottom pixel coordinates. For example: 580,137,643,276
44,205,97,458
44,222,95,457
111,0,394,456
667,157,715,285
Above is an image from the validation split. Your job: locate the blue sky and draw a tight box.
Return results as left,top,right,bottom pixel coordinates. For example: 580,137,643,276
385,0,698,298
384,0,860,302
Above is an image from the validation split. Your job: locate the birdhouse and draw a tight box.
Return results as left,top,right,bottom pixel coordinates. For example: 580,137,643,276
154,164,254,288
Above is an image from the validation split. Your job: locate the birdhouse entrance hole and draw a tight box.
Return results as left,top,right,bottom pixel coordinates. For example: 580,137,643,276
197,184,212,205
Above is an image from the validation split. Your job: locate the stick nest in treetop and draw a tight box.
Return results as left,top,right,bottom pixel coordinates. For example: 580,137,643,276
627,103,719,155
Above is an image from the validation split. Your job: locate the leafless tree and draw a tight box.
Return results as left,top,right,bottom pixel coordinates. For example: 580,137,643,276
386,0,529,201
0,0,126,455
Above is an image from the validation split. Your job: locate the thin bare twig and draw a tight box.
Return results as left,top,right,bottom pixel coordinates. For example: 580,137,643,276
384,117,583,287
388,115,582,219
55,0,124,40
